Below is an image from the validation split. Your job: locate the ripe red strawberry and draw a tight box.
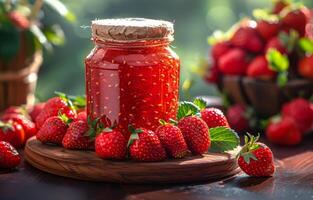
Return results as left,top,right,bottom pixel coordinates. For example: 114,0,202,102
36,115,71,145
178,116,210,155
155,121,188,158
2,114,36,141
0,141,21,168
266,117,302,146
76,111,87,122
128,127,166,162
238,134,275,177
281,98,313,134
281,9,308,37
36,96,76,129
226,104,250,132
200,107,229,128
247,55,276,79
95,128,127,159
272,1,289,14
62,120,93,150
0,121,25,148
218,48,249,75
3,106,28,117
7,11,30,30
265,36,287,54
298,55,313,79
231,26,264,53
211,41,232,61
29,103,45,122
257,20,281,41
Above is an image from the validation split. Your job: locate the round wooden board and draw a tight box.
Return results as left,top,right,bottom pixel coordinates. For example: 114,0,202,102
24,137,240,184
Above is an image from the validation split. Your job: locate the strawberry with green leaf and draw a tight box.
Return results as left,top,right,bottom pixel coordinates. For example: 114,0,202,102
266,48,290,86
238,133,275,177
128,126,166,162
36,114,72,145
95,127,127,160
36,93,77,129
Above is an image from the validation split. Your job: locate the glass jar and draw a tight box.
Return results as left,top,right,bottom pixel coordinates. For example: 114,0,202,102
85,18,180,139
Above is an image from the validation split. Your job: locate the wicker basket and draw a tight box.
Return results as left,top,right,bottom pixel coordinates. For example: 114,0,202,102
221,75,313,117
0,51,42,111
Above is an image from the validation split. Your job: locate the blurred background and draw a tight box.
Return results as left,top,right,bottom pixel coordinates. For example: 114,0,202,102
36,0,313,100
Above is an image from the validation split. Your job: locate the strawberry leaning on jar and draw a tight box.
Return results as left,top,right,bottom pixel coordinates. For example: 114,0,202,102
128,126,166,162
178,116,211,155
95,128,127,160
0,120,25,149
238,134,275,177
62,120,93,150
155,120,188,158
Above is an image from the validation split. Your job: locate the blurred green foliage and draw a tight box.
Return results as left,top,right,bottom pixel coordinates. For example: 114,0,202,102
36,0,313,101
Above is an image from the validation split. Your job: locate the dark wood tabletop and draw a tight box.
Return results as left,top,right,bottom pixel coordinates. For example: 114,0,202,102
1,136,313,200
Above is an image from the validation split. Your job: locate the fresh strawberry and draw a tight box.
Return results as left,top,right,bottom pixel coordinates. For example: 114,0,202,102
128,127,166,162
36,115,71,145
28,103,45,122
281,8,308,37
265,36,287,54
95,128,127,159
178,116,210,155
211,41,232,61
3,106,29,118
0,141,21,168
281,98,313,134
62,120,93,150
298,55,313,79
200,107,229,128
7,11,30,30
36,96,76,129
155,120,188,158
257,20,281,41
247,55,276,79
231,26,264,53
76,111,87,122
0,121,25,148
218,48,249,75
272,0,289,14
266,117,302,146
238,134,275,177
226,104,250,132
2,114,36,141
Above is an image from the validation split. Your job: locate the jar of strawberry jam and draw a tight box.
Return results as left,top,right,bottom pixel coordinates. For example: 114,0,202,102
85,18,180,139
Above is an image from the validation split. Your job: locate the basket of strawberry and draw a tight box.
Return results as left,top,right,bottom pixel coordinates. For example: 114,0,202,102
205,0,313,117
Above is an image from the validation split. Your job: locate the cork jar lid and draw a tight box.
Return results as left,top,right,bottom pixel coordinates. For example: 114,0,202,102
91,18,174,42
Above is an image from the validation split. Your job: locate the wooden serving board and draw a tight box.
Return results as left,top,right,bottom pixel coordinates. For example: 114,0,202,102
24,137,240,183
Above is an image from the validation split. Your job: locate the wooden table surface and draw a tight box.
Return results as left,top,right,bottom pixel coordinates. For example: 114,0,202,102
1,136,313,200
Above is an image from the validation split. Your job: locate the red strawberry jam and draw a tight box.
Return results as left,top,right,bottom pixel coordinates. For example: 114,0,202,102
85,18,180,139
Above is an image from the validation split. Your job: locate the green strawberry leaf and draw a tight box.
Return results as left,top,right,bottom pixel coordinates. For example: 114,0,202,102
266,49,289,72
209,127,240,153
277,71,288,87
299,38,313,54
177,101,200,120
253,8,279,22
193,98,207,110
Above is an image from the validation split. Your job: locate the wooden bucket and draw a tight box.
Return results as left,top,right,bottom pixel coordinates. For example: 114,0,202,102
0,51,42,111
